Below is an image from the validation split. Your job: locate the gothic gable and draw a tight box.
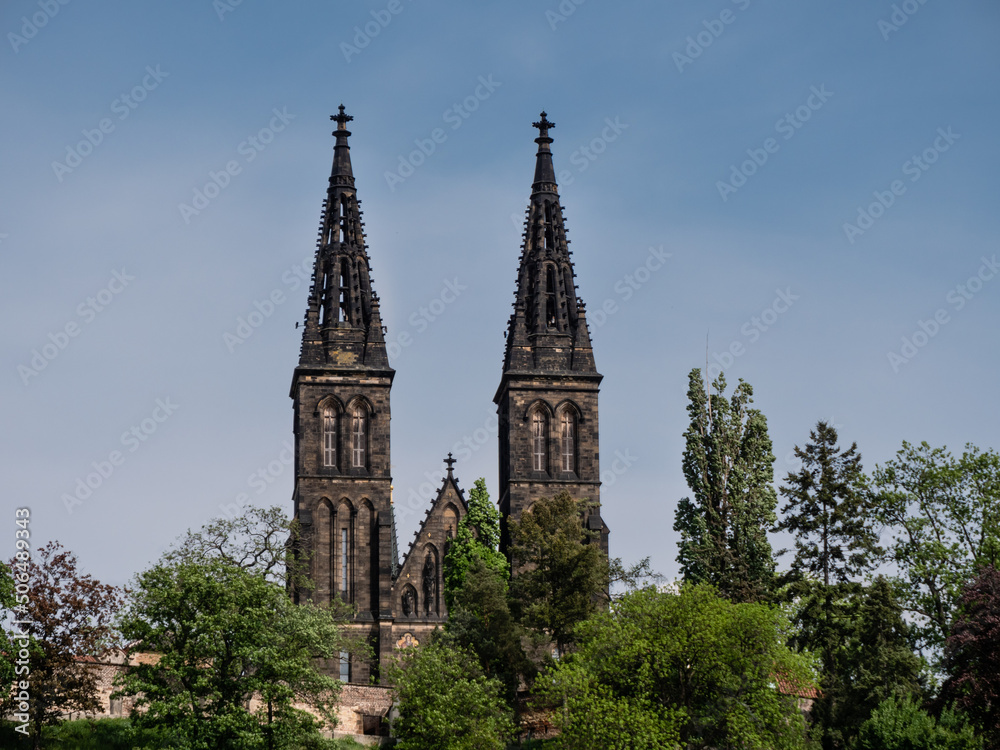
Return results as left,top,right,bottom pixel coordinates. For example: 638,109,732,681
392,459,466,624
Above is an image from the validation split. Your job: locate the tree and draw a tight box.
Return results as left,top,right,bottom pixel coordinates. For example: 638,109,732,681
388,640,516,750
797,577,924,750
442,478,508,611
942,565,1000,747
870,442,1000,658
0,560,17,696
777,421,879,588
674,368,778,603
2,541,122,750
164,504,307,589
776,422,885,749
855,696,982,750
541,585,814,750
608,555,663,599
508,491,608,655
115,557,351,750
437,556,533,703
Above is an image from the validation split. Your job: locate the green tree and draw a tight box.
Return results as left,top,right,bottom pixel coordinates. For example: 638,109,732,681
942,565,1000,748
442,478,508,611
2,542,122,750
541,585,814,750
674,368,778,603
388,640,516,750
796,578,924,749
856,696,982,750
437,556,533,703
777,421,879,588
164,504,308,589
508,491,608,655
870,442,1000,659
776,422,885,749
115,557,351,750
0,560,16,696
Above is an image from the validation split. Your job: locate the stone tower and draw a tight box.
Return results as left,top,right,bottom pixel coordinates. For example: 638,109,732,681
290,106,396,684
495,113,609,555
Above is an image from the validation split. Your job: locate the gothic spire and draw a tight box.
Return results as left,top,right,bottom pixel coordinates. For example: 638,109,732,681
298,106,390,370
502,112,597,374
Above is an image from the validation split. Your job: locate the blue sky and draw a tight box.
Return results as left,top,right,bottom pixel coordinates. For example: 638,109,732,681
2,1,998,588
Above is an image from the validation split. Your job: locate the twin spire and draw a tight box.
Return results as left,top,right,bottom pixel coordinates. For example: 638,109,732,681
503,112,597,374
298,105,388,370
298,107,596,376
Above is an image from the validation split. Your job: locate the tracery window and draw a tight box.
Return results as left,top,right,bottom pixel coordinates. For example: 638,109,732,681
531,411,547,472
322,406,337,467
560,411,575,472
351,406,367,468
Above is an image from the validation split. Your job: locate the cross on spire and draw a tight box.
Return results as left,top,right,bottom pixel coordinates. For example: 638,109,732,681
533,111,555,140
331,104,353,131
444,452,456,476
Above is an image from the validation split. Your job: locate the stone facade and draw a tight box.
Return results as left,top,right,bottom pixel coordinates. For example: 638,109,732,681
495,113,608,555
290,108,606,683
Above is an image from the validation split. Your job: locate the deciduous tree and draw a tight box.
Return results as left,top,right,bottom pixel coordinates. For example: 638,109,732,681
855,696,981,750
389,640,516,750
2,541,122,750
115,557,351,750
674,368,778,603
870,442,1000,658
541,585,814,750
942,565,1000,747
164,504,307,589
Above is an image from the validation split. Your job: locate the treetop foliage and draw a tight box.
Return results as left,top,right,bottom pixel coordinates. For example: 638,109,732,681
388,640,516,750
541,584,814,750
3,541,122,749
116,555,353,750
674,368,777,603
870,441,1000,657
777,420,879,588
508,490,608,654
443,478,508,611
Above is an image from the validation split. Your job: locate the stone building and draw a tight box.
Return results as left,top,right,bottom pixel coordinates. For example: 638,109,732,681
289,107,607,685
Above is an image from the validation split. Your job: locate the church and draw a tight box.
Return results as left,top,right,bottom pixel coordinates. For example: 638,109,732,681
288,107,609,685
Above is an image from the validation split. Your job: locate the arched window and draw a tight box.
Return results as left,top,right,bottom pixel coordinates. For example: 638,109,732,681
560,411,575,472
322,406,337,468
545,265,557,327
351,406,367,468
531,411,547,472
340,527,349,596
338,259,350,323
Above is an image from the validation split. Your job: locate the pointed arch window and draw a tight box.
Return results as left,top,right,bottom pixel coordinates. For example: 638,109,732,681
560,410,575,473
351,406,367,468
545,265,557,328
322,406,337,468
531,411,547,472
338,259,350,323
340,527,349,596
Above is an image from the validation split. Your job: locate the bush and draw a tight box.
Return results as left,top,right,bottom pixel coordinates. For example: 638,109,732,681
856,697,982,750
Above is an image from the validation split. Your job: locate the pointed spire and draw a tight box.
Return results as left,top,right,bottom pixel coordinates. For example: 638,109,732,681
297,107,391,371
501,113,597,375
532,111,558,196
330,104,355,188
